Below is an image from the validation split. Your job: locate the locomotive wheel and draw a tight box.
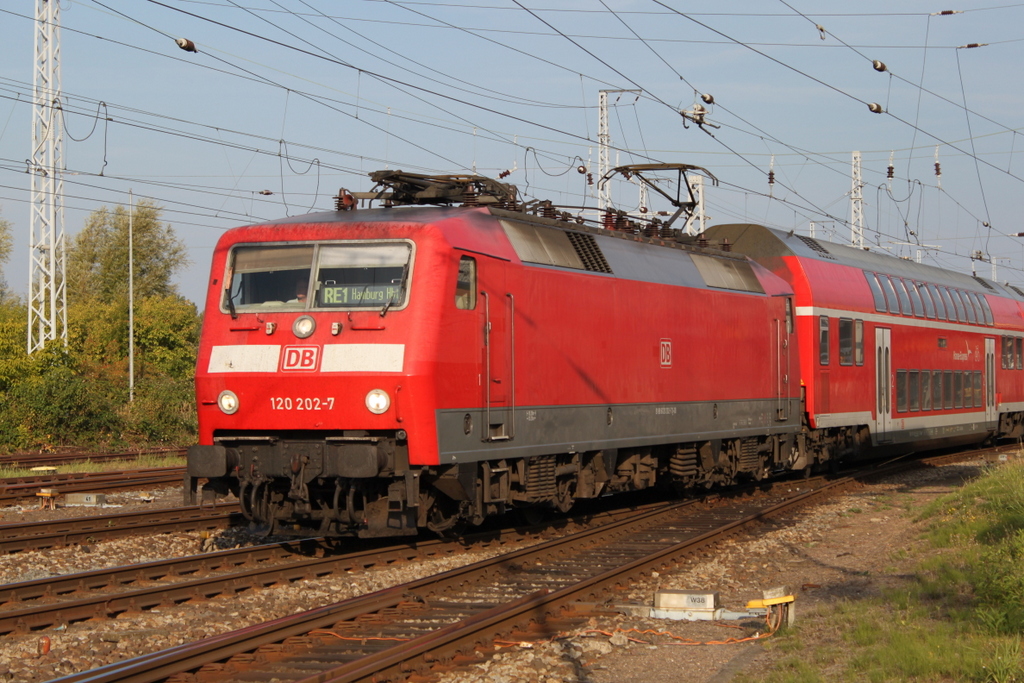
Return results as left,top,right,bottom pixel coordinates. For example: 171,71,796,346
554,477,575,513
425,495,466,536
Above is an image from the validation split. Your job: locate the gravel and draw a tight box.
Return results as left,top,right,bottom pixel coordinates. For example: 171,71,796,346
0,461,986,683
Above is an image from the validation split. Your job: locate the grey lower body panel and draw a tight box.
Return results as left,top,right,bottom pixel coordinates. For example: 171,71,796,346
436,399,802,464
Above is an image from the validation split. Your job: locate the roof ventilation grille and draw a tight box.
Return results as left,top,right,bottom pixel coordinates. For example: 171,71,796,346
567,232,613,273
795,234,837,260
972,276,995,291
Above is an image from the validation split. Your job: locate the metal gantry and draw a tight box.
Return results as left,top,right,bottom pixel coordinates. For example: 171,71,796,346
28,0,67,353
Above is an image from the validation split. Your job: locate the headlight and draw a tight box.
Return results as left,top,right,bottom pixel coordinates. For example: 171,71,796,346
293,315,316,339
365,389,390,414
217,390,239,415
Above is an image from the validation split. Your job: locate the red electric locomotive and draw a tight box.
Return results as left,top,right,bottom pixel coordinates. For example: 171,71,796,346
186,171,806,537
187,169,1024,538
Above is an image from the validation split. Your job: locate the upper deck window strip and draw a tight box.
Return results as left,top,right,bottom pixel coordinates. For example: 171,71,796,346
861,271,993,327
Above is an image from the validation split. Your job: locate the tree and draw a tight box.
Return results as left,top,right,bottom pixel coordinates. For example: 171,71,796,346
67,200,188,305
0,213,12,302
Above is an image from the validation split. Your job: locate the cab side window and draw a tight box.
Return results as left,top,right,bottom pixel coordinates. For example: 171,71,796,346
455,256,477,310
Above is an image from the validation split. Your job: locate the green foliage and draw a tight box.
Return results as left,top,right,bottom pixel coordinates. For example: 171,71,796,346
67,199,188,305
0,202,200,452
742,463,1024,683
0,212,13,301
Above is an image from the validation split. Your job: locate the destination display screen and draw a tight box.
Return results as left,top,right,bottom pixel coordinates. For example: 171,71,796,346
319,284,402,306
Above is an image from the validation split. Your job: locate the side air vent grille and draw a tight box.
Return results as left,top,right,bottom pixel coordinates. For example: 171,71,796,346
1009,285,1024,298
566,232,613,273
972,276,995,291
795,234,837,260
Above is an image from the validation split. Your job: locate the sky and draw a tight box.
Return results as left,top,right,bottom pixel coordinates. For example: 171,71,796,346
2,1,1023,308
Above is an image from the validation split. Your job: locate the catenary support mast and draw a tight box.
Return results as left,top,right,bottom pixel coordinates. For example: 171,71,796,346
28,0,67,353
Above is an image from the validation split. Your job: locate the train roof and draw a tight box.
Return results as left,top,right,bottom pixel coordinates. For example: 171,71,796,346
705,223,1024,302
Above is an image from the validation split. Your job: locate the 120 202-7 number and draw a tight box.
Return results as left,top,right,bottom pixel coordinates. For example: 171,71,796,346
270,397,335,411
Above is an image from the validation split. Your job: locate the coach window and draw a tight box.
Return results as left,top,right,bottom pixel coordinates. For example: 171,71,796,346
1003,337,1012,369
454,256,477,310
866,273,886,312
896,370,908,412
963,371,973,407
943,371,954,409
932,370,943,409
974,371,983,408
975,293,994,326
838,319,853,365
918,283,937,319
956,290,977,324
879,276,902,314
905,280,925,317
893,278,913,315
819,316,830,365
944,287,964,322
909,370,920,411
928,284,948,321
954,372,964,409
921,371,932,410
1017,338,1023,369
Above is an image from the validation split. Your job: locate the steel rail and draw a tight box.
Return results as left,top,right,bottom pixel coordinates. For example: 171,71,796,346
0,503,242,554
45,446,1000,683
0,449,186,468
0,468,185,504
47,497,706,683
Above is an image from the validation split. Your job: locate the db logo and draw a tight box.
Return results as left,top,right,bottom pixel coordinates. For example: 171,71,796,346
660,339,672,368
282,346,320,372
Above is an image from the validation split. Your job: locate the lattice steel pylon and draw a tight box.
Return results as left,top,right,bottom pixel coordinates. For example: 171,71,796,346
850,151,864,250
28,0,67,353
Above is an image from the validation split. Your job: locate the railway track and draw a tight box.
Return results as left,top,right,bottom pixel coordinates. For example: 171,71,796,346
0,503,242,554
44,447,992,683
0,466,185,505
0,449,186,469
0,499,671,636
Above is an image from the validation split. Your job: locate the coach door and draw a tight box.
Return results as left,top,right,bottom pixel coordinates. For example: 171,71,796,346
480,261,515,441
874,328,893,442
986,337,997,423
774,298,793,421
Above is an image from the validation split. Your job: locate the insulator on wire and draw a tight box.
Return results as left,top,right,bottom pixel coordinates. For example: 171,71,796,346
587,173,593,186
935,162,942,177
577,165,587,174
175,38,198,53
887,165,894,179
701,93,714,104
872,60,887,72
498,170,511,179
867,102,883,114
767,170,775,186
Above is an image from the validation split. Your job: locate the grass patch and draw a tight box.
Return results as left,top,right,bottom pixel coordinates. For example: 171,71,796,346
739,461,1024,683
0,454,186,479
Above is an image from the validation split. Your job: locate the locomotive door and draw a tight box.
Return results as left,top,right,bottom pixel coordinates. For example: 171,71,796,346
986,337,996,423
874,328,893,442
479,261,515,441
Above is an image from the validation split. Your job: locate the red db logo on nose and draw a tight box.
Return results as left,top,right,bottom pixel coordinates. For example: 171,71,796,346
282,346,320,372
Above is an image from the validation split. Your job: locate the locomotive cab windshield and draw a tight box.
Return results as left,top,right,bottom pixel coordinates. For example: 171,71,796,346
223,241,414,312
